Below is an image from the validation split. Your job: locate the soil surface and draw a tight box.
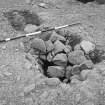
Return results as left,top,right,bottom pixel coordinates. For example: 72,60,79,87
0,0,105,105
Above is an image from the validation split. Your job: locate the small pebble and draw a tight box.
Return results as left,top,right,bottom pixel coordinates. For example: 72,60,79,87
80,40,95,54
63,79,68,83
39,54,46,61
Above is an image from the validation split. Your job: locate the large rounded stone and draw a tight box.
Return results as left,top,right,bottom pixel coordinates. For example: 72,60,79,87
24,24,38,33
47,66,65,78
31,38,46,53
68,50,87,65
52,53,67,66
50,31,66,43
80,40,95,54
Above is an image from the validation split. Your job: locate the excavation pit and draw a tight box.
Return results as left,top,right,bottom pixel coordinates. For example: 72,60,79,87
24,29,105,83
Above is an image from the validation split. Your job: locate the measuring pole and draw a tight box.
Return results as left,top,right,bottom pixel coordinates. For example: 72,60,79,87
0,22,81,43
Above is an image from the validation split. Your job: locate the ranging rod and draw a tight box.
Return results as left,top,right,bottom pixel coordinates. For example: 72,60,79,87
0,22,81,43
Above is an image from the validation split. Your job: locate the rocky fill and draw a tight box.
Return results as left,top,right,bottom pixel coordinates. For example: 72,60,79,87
25,27,105,83
4,9,105,84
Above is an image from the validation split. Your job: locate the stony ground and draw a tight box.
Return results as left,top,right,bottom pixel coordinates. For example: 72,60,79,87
0,0,105,105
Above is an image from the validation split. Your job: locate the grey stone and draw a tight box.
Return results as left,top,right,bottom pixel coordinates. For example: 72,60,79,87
47,66,65,78
39,28,52,41
53,40,66,54
70,74,81,80
63,79,68,83
80,69,91,81
24,24,38,33
31,38,46,53
52,53,67,66
45,40,54,52
71,65,80,75
68,50,87,65
47,52,54,62
79,60,93,71
80,40,95,54
50,31,66,43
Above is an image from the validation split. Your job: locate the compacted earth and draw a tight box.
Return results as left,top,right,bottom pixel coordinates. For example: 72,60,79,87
1,0,105,105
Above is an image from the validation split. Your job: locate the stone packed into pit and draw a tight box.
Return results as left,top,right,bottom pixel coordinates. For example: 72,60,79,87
28,29,105,83
4,9,105,83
